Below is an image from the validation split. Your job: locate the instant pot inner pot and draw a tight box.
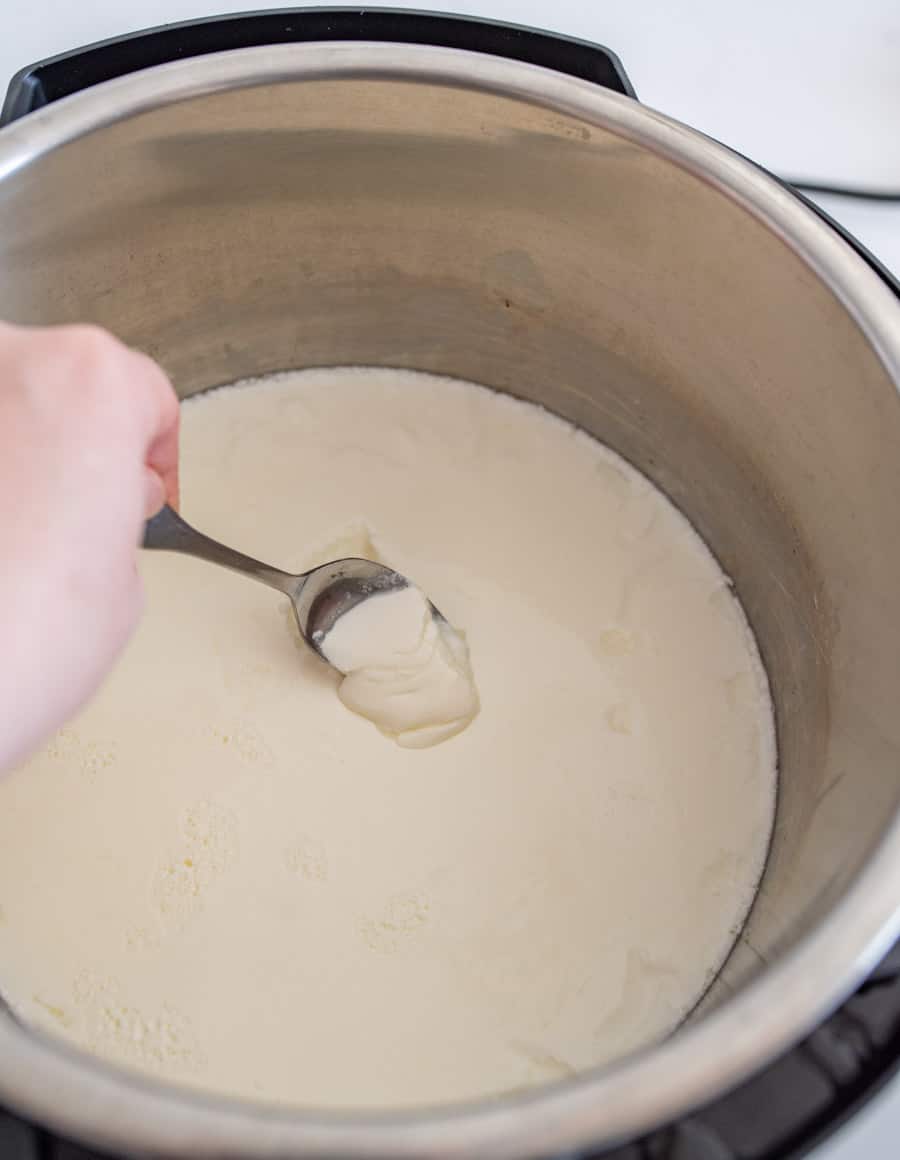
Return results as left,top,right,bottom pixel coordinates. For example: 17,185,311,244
2,74,900,1026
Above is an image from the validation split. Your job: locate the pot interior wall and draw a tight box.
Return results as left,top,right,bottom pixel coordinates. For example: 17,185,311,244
2,73,900,1020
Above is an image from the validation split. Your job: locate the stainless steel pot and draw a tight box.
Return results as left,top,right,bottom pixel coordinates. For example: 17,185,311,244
1,13,900,1159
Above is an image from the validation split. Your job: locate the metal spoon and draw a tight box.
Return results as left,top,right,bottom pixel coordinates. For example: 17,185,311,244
142,504,413,669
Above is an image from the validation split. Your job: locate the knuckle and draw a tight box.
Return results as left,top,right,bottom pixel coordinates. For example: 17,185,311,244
130,348,177,402
126,350,180,433
58,323,120,361
52,325,124,395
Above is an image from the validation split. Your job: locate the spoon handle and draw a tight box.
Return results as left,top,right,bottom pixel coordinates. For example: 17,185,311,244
143,505,299,597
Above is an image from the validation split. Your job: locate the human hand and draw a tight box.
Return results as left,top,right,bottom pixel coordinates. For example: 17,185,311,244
0,322,180,771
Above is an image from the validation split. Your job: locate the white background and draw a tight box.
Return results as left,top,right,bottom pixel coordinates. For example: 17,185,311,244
2,2,900,1156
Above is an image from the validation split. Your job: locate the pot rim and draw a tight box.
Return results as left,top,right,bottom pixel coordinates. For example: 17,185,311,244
1,40,900,1160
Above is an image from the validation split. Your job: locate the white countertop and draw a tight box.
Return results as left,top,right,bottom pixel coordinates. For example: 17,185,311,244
2,2,899,1157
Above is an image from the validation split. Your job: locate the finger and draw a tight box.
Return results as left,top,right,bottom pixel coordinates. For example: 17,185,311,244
147,407,180,510
144,466,167,519
128,348,181,510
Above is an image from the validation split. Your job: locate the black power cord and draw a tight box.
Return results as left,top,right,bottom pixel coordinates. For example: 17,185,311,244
785,181,900,202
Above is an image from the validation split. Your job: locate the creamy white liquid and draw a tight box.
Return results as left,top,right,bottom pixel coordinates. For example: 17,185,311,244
0,368,776,1108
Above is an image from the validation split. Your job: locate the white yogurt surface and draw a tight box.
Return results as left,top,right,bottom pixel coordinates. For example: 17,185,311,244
0,368,776,1108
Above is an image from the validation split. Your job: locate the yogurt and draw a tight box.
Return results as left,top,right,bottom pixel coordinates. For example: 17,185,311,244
319,583,480,749
0,368,776,1109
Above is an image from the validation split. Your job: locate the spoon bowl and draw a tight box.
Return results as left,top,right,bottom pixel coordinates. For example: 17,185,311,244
143,505,415,670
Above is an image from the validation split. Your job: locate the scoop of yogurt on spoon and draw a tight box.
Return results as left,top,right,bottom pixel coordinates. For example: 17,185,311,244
317,583,480,749
143,504,479,747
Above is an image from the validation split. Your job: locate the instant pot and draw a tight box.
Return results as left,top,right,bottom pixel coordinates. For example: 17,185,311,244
1,9,900,1160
